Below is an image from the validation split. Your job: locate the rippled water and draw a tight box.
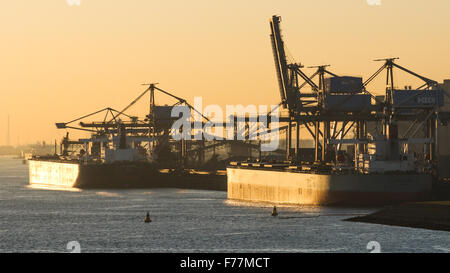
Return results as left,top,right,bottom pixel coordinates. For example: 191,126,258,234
0,156,448,253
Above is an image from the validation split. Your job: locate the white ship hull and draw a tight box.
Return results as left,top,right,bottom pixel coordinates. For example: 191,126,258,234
227,167,432,205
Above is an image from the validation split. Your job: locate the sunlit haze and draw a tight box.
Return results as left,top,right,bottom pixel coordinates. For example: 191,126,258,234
1,0,449,145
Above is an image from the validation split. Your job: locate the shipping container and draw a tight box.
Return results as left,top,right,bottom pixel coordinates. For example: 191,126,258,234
392,90,444,109
152,105,175,120
323,94,372,112
324,76,363,94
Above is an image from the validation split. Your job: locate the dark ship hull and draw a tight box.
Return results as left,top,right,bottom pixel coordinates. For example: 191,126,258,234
28,159,226,191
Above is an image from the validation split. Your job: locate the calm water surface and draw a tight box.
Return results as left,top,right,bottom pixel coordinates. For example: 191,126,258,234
0,156,448,253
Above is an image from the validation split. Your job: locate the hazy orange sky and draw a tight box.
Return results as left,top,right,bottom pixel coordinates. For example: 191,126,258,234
1,0,449,145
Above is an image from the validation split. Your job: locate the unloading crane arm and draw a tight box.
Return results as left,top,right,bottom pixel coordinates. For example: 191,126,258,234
55,107,133,133
270,15,290,108
391,62,438,89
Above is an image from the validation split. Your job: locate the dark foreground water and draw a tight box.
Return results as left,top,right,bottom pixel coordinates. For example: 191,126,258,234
0,156,448,253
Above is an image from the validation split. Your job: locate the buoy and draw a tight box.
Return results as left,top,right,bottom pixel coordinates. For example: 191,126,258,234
271,206,278,217
144,212,152,223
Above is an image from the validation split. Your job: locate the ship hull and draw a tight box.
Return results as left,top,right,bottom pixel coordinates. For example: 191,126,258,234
28,159,226,191
227,167,433,205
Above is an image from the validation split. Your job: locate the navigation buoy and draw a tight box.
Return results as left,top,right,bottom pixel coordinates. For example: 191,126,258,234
271,206,278,217
144,212,152,223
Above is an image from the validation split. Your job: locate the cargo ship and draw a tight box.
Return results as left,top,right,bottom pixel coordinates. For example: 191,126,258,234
28,84,227,190
29,159,226,190
226,16,450,205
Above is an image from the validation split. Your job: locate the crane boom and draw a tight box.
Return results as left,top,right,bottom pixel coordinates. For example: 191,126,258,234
270,16,290,108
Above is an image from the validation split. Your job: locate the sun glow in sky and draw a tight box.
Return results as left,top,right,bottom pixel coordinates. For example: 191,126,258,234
1,0,449,145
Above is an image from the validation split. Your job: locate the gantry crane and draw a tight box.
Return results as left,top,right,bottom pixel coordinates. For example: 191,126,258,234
269,15,447,172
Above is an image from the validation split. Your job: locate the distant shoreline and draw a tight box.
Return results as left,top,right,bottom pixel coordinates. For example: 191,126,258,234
0,145,54,157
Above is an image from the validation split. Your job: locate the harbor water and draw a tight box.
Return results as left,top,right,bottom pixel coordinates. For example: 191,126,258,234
0,156,448,253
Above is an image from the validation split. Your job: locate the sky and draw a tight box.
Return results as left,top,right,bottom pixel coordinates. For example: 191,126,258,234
1,0,449,145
